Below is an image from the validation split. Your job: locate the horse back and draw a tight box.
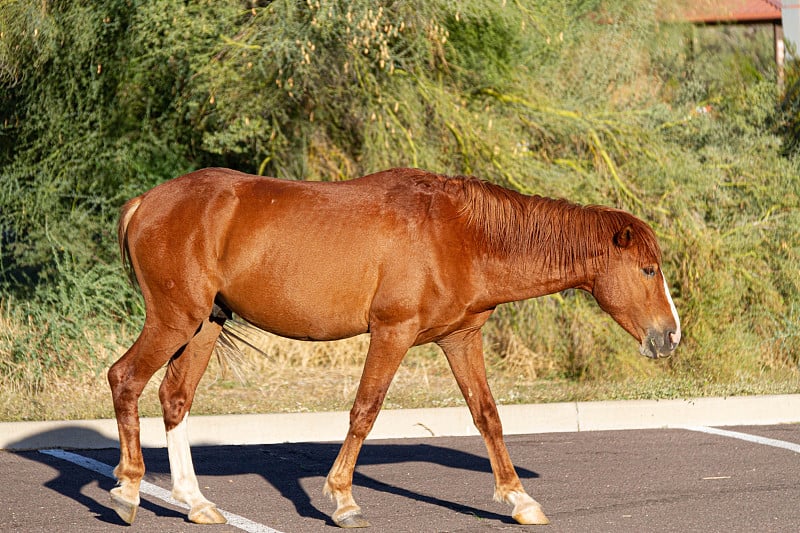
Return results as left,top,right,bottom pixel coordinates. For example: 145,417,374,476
124,168,479,341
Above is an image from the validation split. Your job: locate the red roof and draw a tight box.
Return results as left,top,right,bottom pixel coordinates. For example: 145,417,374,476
671,0,781,24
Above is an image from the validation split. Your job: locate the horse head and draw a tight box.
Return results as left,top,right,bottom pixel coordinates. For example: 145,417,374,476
591,223,681,359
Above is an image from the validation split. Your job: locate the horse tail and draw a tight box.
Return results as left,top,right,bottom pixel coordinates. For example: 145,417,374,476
210,301,270,383
215,316,270,384
118,196,142,286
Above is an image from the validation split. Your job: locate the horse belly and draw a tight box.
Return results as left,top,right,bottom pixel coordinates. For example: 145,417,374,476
219,249,378,342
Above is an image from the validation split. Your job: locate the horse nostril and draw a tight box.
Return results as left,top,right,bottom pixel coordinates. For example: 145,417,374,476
666,329,680,350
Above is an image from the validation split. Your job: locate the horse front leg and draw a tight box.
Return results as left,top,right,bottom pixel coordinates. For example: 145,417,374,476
437,329,550,526
324,324,414,528
159,317,226,524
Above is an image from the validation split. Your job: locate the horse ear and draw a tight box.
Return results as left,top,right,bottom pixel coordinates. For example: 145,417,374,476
613,225,633,249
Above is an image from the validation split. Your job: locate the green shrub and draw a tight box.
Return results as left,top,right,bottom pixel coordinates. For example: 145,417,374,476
1,0,798,400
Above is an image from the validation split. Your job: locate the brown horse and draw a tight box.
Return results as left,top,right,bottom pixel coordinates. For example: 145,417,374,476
109,167,680,527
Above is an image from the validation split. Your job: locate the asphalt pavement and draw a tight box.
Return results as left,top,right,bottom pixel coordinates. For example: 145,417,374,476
1,396,799,532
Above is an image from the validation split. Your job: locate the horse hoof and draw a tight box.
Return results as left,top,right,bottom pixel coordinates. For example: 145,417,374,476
109,490,138,524
513,501,550,525
189,502,227,524
333,507,371,528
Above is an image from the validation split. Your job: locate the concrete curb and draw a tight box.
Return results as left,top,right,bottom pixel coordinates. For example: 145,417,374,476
2,394,799,451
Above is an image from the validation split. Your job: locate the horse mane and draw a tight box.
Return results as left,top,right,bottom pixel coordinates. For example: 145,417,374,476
454,177,661,272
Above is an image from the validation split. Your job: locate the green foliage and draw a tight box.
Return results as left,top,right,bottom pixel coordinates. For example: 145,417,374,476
1,0,798,399
0,249,142,390
0,0,192,290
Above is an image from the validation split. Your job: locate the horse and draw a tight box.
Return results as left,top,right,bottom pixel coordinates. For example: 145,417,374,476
108,167,680,527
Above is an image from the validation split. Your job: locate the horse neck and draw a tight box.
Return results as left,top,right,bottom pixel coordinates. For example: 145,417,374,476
477,249,595,307
467,194,602,306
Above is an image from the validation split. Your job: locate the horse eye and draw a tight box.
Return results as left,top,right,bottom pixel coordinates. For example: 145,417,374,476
642,266,656,278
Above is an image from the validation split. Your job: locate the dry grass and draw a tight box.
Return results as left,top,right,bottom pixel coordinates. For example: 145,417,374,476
0,325,461,421
2,324,799,422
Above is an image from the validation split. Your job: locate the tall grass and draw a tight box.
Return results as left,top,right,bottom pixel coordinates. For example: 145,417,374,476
0,252,142,390
1,1,799,417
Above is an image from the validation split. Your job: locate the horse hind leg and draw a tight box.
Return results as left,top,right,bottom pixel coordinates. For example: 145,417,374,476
159,317,226,524
107,316,201,524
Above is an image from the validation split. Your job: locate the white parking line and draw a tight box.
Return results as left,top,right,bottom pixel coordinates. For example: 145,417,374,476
39,449,283,533
684,426,800,454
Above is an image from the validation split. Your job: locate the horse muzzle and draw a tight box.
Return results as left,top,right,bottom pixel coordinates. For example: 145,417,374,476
639,328,680,359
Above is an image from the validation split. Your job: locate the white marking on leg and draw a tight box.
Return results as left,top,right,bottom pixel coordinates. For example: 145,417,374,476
661,273,681,344
166,413,211,508
40,449,282,532
504,490,550,525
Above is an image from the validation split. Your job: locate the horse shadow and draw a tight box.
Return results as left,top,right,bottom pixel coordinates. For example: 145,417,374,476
8,428,184,525
8,426,539,527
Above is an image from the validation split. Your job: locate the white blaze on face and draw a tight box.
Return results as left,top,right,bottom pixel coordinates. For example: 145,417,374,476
662,273,681,345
